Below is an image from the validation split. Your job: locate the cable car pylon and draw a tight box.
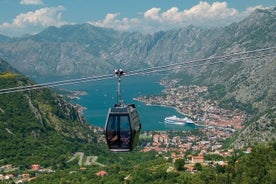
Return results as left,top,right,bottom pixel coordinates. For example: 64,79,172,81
115,69,125,106
104,69,141,152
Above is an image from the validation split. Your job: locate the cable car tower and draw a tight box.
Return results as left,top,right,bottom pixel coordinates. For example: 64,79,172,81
115,69,124,106
104,69,141,152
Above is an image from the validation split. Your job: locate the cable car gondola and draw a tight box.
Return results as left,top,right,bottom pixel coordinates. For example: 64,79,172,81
104,69,141,152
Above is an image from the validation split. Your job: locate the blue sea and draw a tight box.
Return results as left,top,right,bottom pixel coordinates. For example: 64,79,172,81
64,75,196,131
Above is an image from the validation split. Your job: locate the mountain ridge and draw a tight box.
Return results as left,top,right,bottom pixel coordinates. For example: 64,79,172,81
0,8,274,78
0,7,275,148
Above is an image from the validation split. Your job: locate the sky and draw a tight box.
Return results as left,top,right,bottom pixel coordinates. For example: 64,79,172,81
0,0,275,37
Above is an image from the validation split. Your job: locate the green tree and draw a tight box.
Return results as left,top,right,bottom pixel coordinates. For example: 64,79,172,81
195,163,202,171
234,143,276,184
174,159,185,171
200,167,216,184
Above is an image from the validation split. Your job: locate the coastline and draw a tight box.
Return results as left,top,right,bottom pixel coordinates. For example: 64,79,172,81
133,98,205,127
67,90,88,116
133,80,248,130
67,90,88,100
133,97,189,117
66,75,205,130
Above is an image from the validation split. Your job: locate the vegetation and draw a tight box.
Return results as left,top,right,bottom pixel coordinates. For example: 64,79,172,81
0,72,100,167
0,7,275,184
204,84,226,101
171,72,195,86
0,72,18,78
2,72,274,183
15,142,274,184
220,97,257,114
0,69,275,183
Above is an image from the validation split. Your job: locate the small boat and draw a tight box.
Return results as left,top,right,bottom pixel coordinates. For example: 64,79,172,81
164,115,194,125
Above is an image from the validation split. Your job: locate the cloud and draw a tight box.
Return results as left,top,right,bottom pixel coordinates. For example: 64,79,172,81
144,8,161,21
20,0,44,5
90,1,263,33
184,1,237,19
0,1,268,37
90,13,140,31
0,6,66,36
143,2,240,27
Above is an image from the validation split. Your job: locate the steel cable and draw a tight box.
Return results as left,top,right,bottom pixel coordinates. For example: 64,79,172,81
0,47,275,94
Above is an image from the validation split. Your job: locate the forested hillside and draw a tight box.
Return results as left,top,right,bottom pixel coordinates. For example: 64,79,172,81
0,57,104,166
25,142,276,184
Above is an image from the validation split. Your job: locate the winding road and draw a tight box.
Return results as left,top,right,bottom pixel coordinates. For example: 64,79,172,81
67,152,106,167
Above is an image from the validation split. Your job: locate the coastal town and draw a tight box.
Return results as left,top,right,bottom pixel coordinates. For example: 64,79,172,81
0,79,253,182
135,79,250,155
135,79,248,130
66,78,250,161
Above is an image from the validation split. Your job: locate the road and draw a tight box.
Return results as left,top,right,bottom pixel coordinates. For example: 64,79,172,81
67,152,106,167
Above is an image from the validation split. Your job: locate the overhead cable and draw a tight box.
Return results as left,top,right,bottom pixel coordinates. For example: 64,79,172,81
0,47,275,95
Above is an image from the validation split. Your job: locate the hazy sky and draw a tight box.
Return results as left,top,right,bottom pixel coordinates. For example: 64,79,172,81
0,0,275,37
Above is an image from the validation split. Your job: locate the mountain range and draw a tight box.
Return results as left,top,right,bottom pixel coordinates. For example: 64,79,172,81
0,7,275,148
0,8,274,79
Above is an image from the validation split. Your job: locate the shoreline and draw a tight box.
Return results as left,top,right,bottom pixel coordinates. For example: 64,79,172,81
133,98,205,127
133,97,190,117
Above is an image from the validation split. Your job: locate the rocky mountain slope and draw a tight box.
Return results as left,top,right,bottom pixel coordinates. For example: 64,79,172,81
187,8,276,148
0,8,274,78
0,7,275,148
234,107,276,149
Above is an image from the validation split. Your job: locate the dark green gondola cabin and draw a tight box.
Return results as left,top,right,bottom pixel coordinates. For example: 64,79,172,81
105,104,141,152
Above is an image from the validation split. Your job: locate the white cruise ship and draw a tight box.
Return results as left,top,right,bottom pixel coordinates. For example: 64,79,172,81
164,115,194,125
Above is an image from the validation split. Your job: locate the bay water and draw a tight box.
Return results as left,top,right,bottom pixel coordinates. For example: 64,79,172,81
66,75,196,131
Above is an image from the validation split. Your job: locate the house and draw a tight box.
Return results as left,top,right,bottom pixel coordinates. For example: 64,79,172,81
95,170,108,177
244,147,252,154
21,173,30,179
1,164,12,171
153,134,170,144
16,178,28,183
16,177,36,183
4,174,14,180
172,136,181,144
171,152,185,161
186,166,195,172
217,161,228,167
31,164,40,171
191,155,204,164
